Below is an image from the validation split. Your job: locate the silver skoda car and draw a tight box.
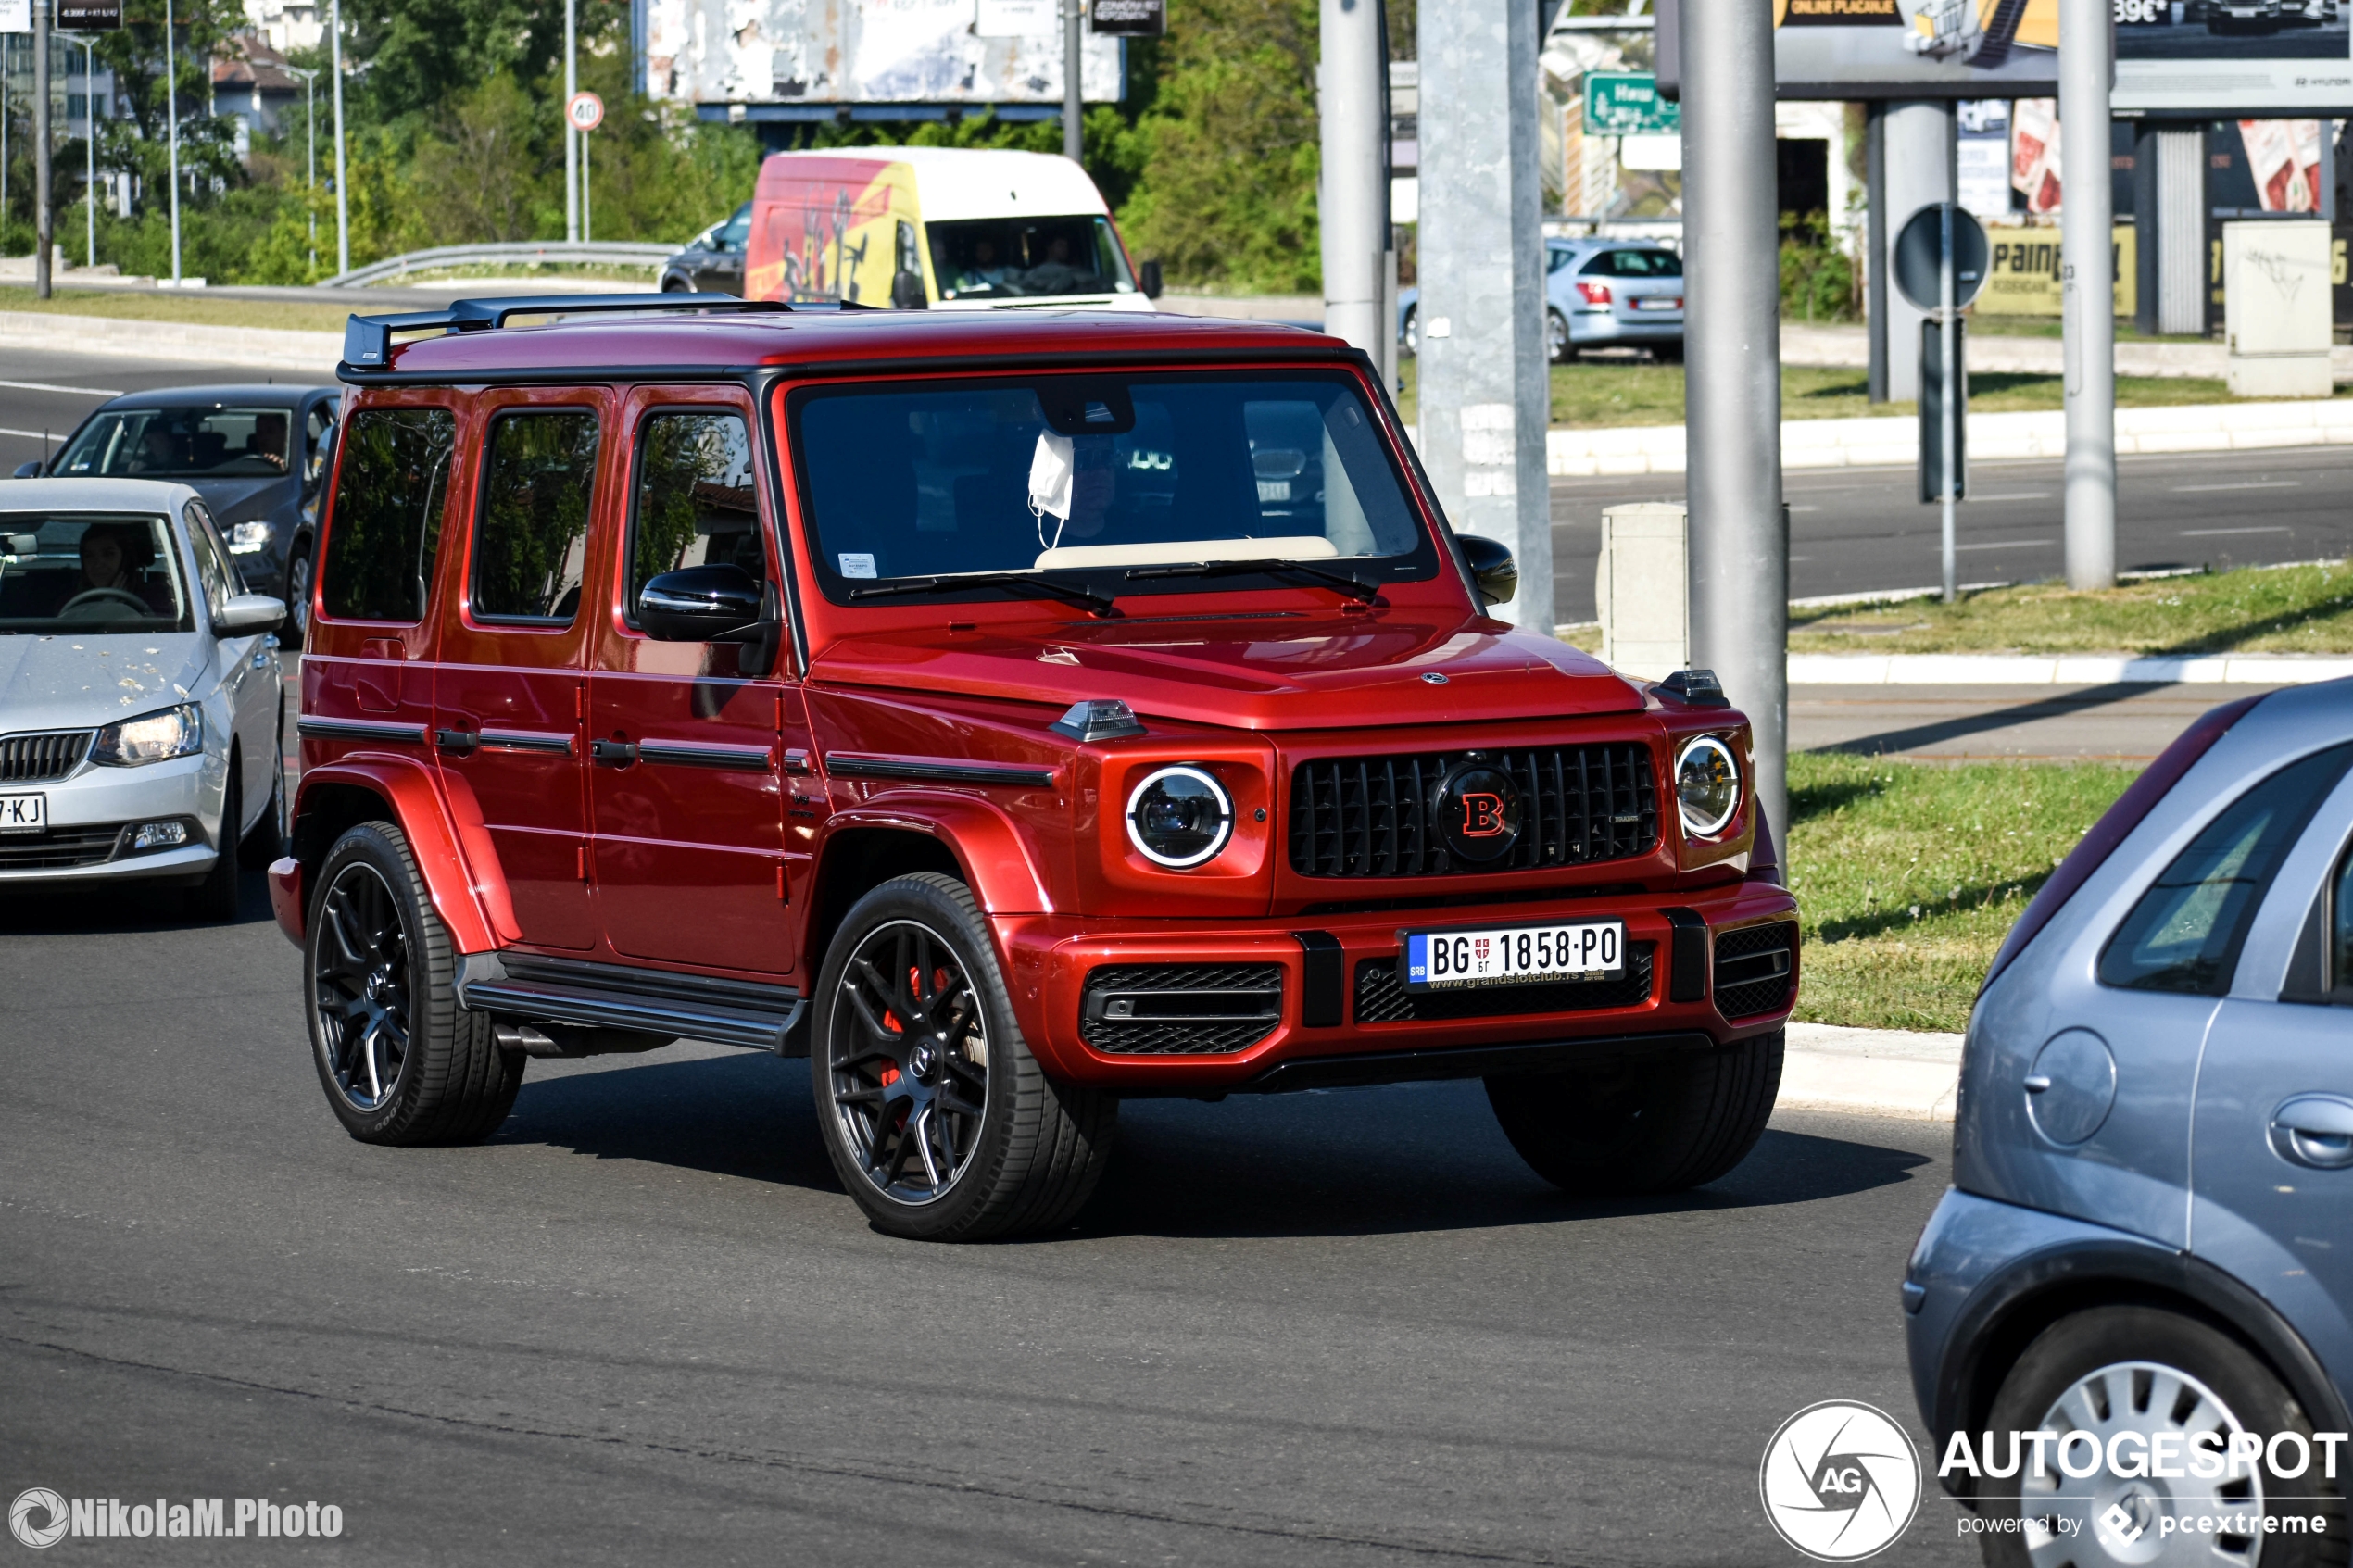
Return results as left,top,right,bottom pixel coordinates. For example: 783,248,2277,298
0,477,287,918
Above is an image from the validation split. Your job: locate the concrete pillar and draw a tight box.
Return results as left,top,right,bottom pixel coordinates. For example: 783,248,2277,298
1682,0,1788,844
2059,0,2116,590
1416,0,1554,632
1320,0,1387,365
2154,128,2206,337
1881,101,1955,402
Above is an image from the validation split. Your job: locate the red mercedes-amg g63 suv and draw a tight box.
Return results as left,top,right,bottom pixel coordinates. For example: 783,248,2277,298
272,295,1797,1240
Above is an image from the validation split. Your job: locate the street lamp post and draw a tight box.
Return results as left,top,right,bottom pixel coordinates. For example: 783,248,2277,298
564,0,578,243
331,0,346,275
34,0,52,298
165,0,180,283
81,34,94,270
285,64,316,272
1062,0,1082,164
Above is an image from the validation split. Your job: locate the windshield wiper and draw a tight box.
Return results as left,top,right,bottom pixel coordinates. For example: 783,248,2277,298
1125,558,1383,603
846,570,1118,615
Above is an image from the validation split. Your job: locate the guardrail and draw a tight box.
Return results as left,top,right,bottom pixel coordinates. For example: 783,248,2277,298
321,241,679,288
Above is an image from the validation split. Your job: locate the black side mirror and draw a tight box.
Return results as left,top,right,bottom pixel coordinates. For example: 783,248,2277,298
639,564,763,642
1138,259,1164,299
12,459,42,479
891,269,928,310
1458,533,1518,609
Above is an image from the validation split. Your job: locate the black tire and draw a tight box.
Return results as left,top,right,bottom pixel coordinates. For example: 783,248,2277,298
1485,1031,1781,1196
187,765,243,922
306,820,523,1146
1546,307,1571,364
1973,1306,2347,1568
811,872,1115,1241
1652,341,1684,365
1401,304,1418,359
281,536,313,651
239,703,287,866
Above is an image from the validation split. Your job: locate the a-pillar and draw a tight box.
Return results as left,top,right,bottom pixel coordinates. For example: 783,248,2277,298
1416,0,1554,631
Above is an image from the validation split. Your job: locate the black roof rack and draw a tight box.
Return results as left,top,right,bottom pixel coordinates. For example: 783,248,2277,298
340,294,793,373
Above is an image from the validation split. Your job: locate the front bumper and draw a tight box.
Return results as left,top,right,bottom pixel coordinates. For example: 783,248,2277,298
0,750,225,884
997,879,1797,1092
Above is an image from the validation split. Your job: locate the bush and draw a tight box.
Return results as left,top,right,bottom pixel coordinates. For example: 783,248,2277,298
1779,211,1856,324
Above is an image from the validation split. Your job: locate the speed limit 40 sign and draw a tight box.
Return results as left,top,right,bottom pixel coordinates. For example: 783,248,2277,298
567,92,604,132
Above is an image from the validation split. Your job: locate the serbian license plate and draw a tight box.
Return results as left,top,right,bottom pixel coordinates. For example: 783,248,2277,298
1634,296,1681,311
1403,920,1626,991
0,793,45,833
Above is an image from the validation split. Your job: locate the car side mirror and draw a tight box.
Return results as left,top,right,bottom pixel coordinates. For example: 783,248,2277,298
1458,533,1517,608
639,564,763,642
891,269,927,310
11,459,41,479
1139,259,1164,299
216,593,287,635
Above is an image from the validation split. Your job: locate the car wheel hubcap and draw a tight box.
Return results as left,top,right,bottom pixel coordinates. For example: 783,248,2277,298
826,919,988,1207
2019,1360,2263,1567
314,862,411,1112
290,556,310,633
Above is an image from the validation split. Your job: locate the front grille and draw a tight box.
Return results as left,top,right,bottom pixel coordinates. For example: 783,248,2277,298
0,822,126,871
1080,963,1285,1056
1715,922,1797,1020
1353,943,1655,1023
0,730,92,784
1288,743,1657,878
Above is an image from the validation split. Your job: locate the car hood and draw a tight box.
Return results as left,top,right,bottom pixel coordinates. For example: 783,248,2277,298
809,611,1645,732
186,473,296,524
0,633,214,734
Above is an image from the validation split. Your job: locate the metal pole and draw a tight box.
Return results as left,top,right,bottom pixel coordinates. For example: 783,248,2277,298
2060,0,2116,589
564,0,578,243
34,0,52,297
82,37,94,270
1940,202,1957,603
1682,0,1788,847
331,0,347,276
1063,0,1084,163
302,69,314,270
165,0,180,283
1318,0,1384,361
1866,106,1888,404
581,131,590,244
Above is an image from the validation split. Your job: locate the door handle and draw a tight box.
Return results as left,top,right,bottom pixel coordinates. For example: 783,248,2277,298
2268,1095,2353,1171
589,738,638,765
435,728,481,754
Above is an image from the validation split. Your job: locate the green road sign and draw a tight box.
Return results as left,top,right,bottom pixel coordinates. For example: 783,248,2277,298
1583,73,1680,136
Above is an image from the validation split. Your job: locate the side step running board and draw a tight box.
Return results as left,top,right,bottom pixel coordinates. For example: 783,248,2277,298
456,953,807,1055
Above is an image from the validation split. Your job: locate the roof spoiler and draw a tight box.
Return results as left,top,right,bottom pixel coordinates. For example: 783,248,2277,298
340,294,794,375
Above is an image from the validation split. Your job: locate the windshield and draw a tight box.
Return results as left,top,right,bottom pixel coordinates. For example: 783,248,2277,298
925,216,1137,301
0,512,195,633
55,405,296,480
790,372,1432,606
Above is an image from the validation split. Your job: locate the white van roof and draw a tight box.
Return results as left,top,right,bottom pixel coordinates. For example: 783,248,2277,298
759,146,1111,224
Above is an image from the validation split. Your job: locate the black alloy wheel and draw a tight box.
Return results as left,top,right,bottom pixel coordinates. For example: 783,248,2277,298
282,539,313,650
826,916,991,1205
313,857,414,1114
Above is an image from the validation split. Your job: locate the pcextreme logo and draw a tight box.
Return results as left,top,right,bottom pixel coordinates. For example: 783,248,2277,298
1759,1400,1924,1562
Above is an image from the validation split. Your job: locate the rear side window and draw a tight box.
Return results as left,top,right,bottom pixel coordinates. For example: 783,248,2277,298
626,410,760,623
2099,744,2353,996
2334,844,2353,996
1583,248,1682,278
321,408,455,622
472,410,599,625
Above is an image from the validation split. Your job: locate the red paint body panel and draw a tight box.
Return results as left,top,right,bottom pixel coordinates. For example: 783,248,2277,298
288,755,503,955
268,855,304,946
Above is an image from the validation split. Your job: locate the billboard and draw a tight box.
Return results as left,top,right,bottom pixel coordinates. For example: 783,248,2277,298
645,0,1124,110
2114,4,2353,114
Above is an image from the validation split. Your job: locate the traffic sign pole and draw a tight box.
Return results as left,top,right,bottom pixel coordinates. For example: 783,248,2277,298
1941,200,1957,603
1894,203,1986,605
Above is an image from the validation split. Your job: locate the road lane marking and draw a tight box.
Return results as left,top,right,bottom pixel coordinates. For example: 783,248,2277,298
2181,526,2293,536
1955,539,2056,550
0,426,59,441
1971,491,2051,501
2171,480,2301,493
0,379,122,396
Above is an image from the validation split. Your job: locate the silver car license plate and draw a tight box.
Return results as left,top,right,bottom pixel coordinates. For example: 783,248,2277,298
0,793,46,832
1402,920,1626,992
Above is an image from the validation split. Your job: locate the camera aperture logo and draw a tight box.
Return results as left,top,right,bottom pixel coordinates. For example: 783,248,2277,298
9,1488,340,1547
1759,1400,1923,1561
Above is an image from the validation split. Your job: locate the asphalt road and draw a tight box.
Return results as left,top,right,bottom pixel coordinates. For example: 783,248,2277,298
1552,445,2353,627
0,349,335,480
0,873,1973,1566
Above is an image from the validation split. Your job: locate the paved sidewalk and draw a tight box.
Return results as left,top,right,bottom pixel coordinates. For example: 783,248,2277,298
1780,320,2353,383
1782,1022,1962,1122
1790,682,2273,761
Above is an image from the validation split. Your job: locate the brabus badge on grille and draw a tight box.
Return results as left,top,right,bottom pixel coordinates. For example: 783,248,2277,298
1433,762,1522,864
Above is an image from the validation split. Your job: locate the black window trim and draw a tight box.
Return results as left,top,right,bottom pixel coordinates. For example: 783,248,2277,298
467,404,603,631
620,401,768,634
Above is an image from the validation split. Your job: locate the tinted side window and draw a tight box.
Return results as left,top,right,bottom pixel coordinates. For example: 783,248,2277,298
2100,745,2353,996
2334,843,2353,997
626,411,760,623
321,408,454,622
472,410,599,624
1546,246,1577,274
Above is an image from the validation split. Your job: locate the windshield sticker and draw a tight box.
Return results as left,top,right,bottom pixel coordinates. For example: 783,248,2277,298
837,553,877,580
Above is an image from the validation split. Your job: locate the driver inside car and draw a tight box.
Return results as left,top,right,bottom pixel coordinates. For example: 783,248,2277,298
69,523,173,616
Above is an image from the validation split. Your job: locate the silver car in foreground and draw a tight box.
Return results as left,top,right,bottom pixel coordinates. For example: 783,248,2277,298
1,478,287,918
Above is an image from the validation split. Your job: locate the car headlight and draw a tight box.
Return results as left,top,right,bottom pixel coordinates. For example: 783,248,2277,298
229,521,275,554
93,703,204,767
1675,735,1741,837
1126,765,1234,869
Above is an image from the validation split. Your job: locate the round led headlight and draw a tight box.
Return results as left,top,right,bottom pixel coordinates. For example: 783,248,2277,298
1126,765,1234,869
1675,735,1741,838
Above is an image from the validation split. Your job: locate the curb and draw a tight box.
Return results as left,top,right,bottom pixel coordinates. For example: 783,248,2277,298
1780,1022,1961,1122
1788,653,2353,685
0,311,343,373
1780,321,2353,383
1546,398,2353,477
